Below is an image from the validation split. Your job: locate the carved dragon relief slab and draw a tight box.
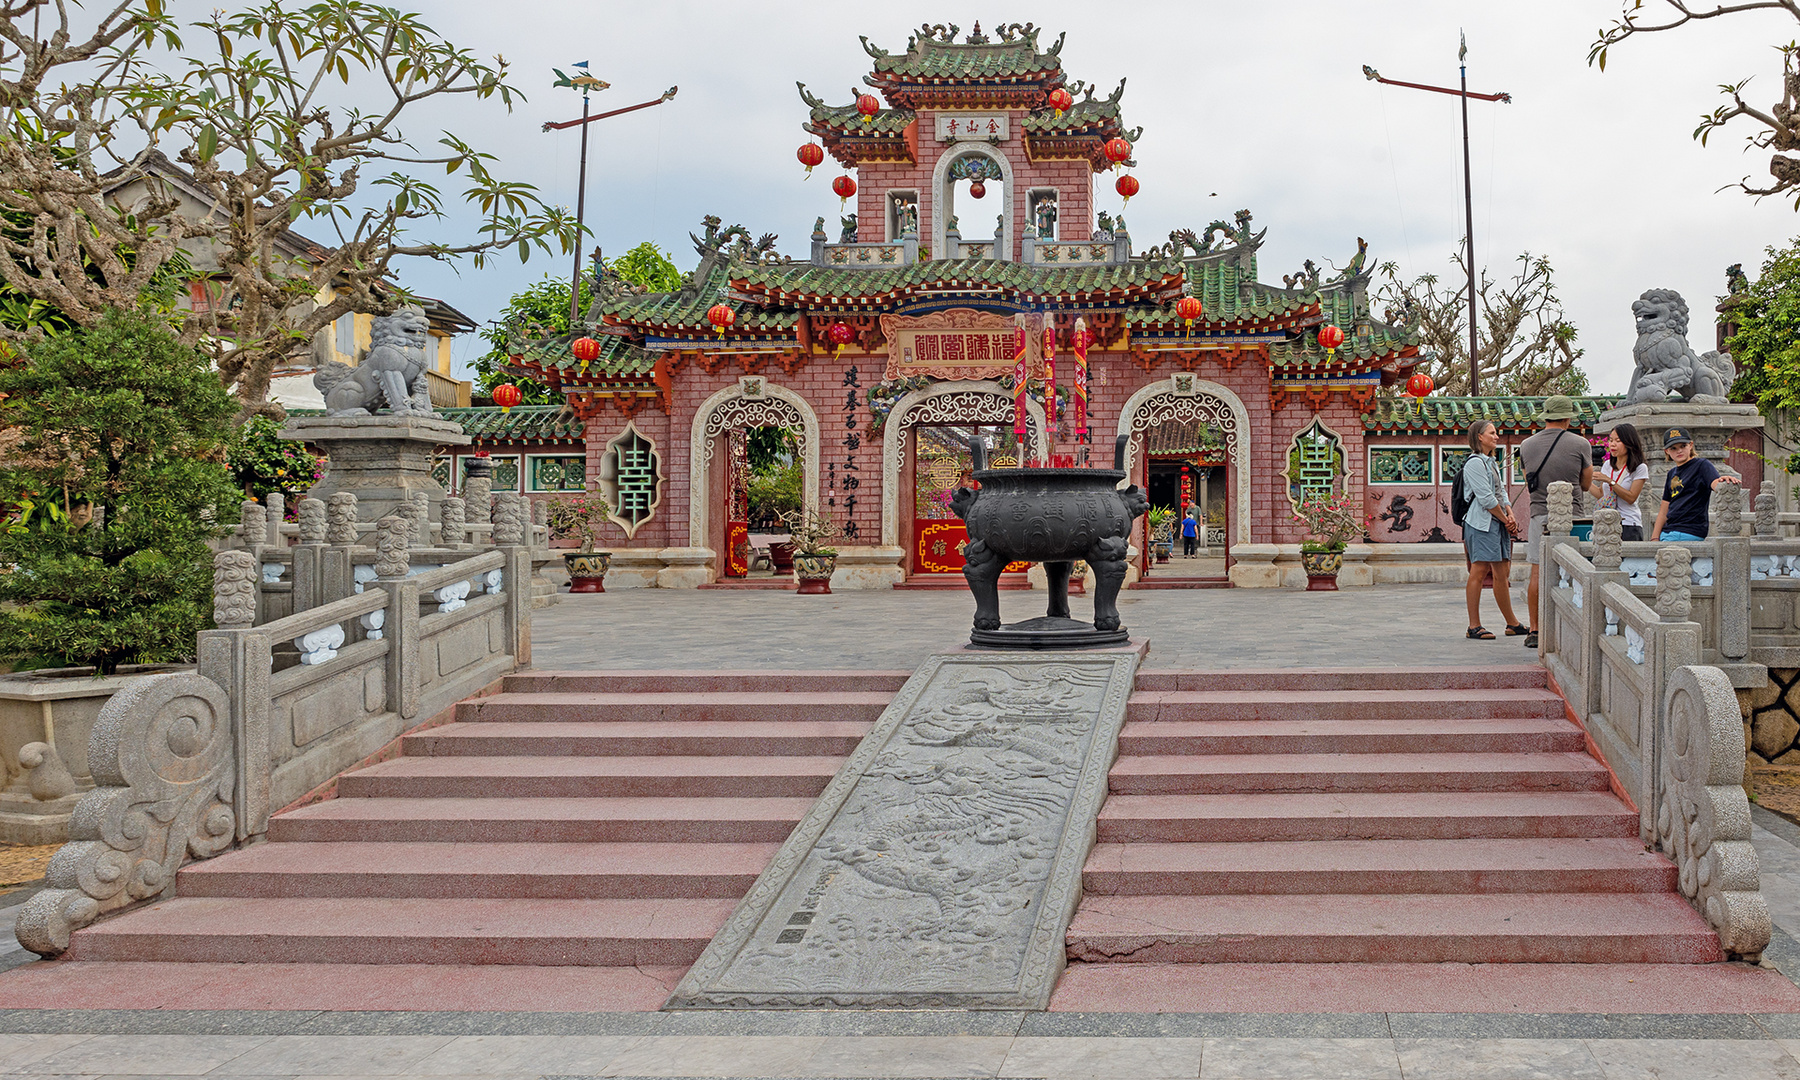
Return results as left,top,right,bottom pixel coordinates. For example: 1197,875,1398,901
667,649,1139,1010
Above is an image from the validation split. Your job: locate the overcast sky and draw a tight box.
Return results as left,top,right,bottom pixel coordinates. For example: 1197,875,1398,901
334,1,1799,394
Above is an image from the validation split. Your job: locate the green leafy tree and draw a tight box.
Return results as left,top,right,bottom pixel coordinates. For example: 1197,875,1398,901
472,242,686,403
0,0,578,418
1725,237,1800,413
227,415,323,501
0,310,241,673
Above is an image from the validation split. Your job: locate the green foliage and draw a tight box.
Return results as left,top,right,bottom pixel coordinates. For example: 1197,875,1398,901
227,416,322,501
471,243,687,404
747,461,803,524
544,484,607,553
1727,237,1800,413
0,310,240,673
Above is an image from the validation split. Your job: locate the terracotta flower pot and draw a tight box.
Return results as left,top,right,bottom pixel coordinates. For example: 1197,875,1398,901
1300,549,1343,592
564,550,611,593
793,553,837,594
768,541,797,573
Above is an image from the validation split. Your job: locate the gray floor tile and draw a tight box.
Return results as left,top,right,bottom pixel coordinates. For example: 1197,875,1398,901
0,1038,99,1074
800,1036,1014,1078
217,1038,454,1076
1587,1038,1800,1079
1198,1037,1401,1080
999,1035,1204,1078
406,1036,636,1075
1394,1038,1605,1079
598,1036,823,1078
20,1036,272,1076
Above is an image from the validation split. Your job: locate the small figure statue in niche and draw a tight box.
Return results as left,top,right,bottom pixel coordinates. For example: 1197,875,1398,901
838,214,858,244
891,195,918,238
1033,193,1058,240
994,212,1005,240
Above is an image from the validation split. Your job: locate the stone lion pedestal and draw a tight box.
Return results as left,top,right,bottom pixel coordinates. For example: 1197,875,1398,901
280,414,470,523
1593,402,1762,525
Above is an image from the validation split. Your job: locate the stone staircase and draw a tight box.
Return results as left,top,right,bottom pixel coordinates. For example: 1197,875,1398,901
1056,666,1724,1003
58,671,905,980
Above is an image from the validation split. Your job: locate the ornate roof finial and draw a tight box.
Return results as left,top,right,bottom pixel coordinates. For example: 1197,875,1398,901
965,21,989,44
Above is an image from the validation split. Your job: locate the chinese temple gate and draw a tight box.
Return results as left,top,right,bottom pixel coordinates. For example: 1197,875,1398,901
490,23,1436,588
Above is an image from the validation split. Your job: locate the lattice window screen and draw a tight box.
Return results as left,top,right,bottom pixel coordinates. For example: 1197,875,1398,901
600,424,663,538
1286,419,1344,509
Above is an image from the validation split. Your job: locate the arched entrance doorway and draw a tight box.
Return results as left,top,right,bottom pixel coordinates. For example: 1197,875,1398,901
689,377,821,581
1116,375,1253,580
880,382,1047,579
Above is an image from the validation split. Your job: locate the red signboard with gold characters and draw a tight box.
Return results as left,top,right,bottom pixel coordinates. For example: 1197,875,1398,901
914,521,1028,574
725,521,750,578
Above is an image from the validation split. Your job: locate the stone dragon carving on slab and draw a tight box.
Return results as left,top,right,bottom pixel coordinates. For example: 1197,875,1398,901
315,308,436,417
1625,289,1736,405
16,674,236,956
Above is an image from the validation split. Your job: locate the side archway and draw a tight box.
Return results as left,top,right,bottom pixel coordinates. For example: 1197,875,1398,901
688,377,822,550
932,144,1014,262
1115,375,1253,545
880,381,1047,548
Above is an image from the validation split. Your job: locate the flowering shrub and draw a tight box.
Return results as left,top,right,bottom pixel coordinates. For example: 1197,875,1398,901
1292,493,1365,552
228,415,323,504
545,484,608,553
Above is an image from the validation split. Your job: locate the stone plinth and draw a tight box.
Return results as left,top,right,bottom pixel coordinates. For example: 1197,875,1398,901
1594,402,1763,524
281,415,470,523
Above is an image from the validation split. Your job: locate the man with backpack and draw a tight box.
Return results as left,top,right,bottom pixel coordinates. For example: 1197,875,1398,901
1518,396,1594,650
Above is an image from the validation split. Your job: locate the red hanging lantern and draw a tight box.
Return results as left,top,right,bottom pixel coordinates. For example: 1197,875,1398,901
797,142,824,178
491,383,522,414
856,93,880,123
1406,371,1435,399
827,320,856,357
1176,295,1204,333
832,173,857,208
1317,324,1345,358
1046,86,1073,119
1115,173,1139,207
706,303,735,336
1103,136,1133,170
571,336,601,372
968,179,986,199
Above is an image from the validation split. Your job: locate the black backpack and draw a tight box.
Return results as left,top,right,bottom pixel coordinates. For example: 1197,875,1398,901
1450,467,1473,528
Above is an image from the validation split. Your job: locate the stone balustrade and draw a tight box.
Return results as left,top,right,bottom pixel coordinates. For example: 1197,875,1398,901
15,537,532,957
1538,485,1770,959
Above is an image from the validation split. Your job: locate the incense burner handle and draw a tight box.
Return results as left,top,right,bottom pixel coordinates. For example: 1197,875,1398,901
1113,434,1129,471
969,436,987,473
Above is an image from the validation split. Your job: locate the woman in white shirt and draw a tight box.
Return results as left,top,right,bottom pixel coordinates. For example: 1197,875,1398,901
1588,423,1649,541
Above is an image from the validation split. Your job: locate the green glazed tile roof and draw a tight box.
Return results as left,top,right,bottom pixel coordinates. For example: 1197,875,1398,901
866,32,1062,81
440,405,585,443
806,102,916,135
603,260,801,336
1266,320,1417,370
1362,396,1624,435
724,257,1183,307
1127,261,1313,329
1021,98,1121,135
511,327,659,380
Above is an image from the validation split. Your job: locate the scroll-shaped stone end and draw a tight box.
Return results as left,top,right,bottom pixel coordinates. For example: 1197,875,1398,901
15,887,98,956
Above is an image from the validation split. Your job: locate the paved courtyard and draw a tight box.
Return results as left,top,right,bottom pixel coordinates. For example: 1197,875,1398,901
532,581,1539,671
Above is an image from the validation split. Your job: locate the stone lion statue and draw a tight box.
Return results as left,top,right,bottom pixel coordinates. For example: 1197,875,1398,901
1625,288,1736,405
314,308,436,417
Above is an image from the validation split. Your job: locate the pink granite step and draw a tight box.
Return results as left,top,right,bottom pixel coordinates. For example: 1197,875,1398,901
1132,666,1548,693
176,841,779,899
404,720,874,757
1125,688,1566,722
455,691,893,724
504,670,912,694
1065,893,1723,964
1115,717,1585,756
1096,792,1641,843
1107,752,1611,795
1081,838,1677,896
67,896,737,966
270,796,814,844
334,755,843,799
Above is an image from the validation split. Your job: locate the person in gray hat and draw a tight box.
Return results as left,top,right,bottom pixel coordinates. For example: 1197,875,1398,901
1651,427,1739,542
1518,395,1593,650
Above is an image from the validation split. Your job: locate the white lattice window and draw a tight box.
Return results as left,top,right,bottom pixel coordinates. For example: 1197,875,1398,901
598,423,663,538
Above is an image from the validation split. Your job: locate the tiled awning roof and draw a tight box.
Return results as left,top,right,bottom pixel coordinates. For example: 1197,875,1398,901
440,405,585,444
1362,396,1624,436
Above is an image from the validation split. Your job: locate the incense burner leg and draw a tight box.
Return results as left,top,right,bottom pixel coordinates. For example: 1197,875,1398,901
1045,560,1073,620
963,539,1006,631
1089,537,1129,632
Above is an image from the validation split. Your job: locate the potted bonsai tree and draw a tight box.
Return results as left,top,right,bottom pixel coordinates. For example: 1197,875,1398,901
1292,492,1365,591
780,506,839,594
545,483,612,593
1146,506,1175,562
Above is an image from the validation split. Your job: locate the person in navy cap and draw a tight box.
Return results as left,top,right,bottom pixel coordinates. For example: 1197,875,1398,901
1650,428,1740,542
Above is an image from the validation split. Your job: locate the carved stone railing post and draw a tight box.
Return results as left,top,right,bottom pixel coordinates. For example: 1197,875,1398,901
15,674,237,956
238,499,266,551
264,492,285,547
212,551,257,631
1656,546,1692,623
1658,665,1771,959
464,457,493,534
375,517,420,719
291,498,328,614
441,498,467,548
1546,480,1575,539
397,494,427,552
323,493,359,605
410,490,432,549
1756,480,1779,538
1592,508,1623,571
492,493,525,546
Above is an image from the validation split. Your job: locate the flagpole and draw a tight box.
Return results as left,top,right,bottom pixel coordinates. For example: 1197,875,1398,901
571,87,591,326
